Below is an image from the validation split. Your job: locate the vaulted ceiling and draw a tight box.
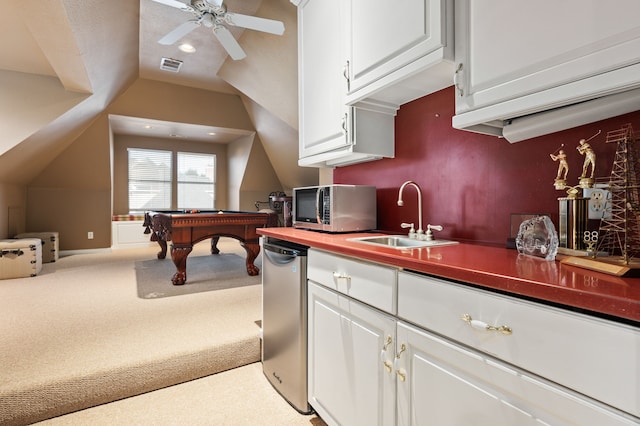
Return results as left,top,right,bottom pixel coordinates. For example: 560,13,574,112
0,0,315,189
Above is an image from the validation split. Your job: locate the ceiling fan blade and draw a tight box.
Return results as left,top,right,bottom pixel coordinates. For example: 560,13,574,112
158,20,200,45
223,13,285,36
213,25,246,60
150,0,194,12
204,0,224,8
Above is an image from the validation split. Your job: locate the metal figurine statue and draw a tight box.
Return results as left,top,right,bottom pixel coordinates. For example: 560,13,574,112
577,130,601,188
550,144,568,190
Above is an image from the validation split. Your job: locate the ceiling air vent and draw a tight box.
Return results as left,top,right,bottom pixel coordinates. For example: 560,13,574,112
160,57,183,73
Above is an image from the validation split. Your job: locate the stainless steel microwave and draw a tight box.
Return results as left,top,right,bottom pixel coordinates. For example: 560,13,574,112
292,184,376,232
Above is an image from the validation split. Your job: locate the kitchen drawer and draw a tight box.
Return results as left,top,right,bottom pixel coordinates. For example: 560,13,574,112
307,249,397,314
397,271,640,418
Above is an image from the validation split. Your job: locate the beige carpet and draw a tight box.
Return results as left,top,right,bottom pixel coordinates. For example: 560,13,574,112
36,363,325,426
0,239,321,425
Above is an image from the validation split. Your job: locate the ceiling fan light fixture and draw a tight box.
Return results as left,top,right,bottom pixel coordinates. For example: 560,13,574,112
153,0,284,60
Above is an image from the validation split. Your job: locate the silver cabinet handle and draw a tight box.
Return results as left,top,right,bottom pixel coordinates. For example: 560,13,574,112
341,112,349,142
343,60,350,91
453,63,464,96
461,314,512,335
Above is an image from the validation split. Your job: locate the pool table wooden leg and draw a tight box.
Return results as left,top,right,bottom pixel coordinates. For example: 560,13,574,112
210,236,220,254
156,239,168,259
170,245,192,285
240,241,260,276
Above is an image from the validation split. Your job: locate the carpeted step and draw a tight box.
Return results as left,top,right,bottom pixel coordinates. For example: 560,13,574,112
0,242,263,425
1,337,260,426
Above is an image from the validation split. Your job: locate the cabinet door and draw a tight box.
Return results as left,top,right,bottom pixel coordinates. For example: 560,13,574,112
346,0,453,104
297,0,351,159
454,0,640,115
308,282,396,426
395,322,637,426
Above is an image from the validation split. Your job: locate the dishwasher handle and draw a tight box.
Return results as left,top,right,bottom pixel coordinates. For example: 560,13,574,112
264,243,305,265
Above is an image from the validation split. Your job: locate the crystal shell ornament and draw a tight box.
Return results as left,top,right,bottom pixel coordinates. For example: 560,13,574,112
516,215,559,261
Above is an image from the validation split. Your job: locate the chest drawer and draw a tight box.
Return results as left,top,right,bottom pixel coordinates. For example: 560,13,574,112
397,271,640,418
307,249,397,314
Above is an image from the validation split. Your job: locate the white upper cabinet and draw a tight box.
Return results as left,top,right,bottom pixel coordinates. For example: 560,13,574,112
345,0,454,108
296,0,349,160
453,0,640,142
295,0,395,168
294,0,453,167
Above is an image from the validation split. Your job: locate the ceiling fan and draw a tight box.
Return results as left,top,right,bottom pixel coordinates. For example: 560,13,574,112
151,0,285,60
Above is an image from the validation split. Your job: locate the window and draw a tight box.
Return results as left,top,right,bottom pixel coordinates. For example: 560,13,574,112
127,148,216,211
177,152,216,210
128,148,172,210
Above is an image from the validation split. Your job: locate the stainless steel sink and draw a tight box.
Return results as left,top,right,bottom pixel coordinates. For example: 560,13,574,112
348,235,458,249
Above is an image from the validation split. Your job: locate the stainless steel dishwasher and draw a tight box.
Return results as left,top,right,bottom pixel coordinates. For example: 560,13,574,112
261,238,311,414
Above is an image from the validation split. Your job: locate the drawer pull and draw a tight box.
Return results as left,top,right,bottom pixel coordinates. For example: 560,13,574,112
396,343,406,359
332,271,351,282
396,368,407,382
461,314,512,335
381,335,393,373
394,345,407,382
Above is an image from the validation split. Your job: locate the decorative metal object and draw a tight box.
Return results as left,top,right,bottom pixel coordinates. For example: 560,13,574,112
558,196,588,251
577,130,601,189
561,124,640,276
550,144,569,190
583,230,599,253
552,131,601,253
595,124,640,263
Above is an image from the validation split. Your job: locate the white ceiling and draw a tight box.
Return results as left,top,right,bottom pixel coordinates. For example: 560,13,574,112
139,0,265,95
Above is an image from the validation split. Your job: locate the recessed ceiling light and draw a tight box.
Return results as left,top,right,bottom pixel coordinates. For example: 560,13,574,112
143,125,153,129
208,132,217,136
179,43,196,53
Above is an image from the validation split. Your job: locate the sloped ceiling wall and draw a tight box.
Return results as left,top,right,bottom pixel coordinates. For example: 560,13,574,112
218,0,317,190
0,0,140,185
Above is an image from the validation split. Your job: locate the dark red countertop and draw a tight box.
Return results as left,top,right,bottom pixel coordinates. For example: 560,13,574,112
258,228,640,324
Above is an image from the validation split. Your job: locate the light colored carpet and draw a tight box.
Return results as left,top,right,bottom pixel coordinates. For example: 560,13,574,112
0,239,319,425
36,363,325,426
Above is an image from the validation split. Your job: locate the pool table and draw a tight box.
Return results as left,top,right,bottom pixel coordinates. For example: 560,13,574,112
143,210,278,285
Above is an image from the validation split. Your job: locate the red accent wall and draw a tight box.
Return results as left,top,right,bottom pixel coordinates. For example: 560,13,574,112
334,86,640,246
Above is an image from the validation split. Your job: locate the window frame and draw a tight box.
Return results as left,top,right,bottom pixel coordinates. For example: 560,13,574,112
126,147,217,212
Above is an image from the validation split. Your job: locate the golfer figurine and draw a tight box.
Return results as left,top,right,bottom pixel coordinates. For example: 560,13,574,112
576,130,601,188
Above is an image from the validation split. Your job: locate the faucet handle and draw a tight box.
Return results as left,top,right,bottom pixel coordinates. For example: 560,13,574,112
401,222,416,238
425,224,443,241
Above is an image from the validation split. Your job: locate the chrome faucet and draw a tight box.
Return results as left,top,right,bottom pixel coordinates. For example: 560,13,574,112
397,181,424,238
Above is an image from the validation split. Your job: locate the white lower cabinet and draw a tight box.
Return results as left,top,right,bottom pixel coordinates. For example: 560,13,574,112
306,250,639,425
308,282,396,426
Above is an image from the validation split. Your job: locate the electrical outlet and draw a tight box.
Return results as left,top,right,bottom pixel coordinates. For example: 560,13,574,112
583,185,612,220
87,231,94,240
